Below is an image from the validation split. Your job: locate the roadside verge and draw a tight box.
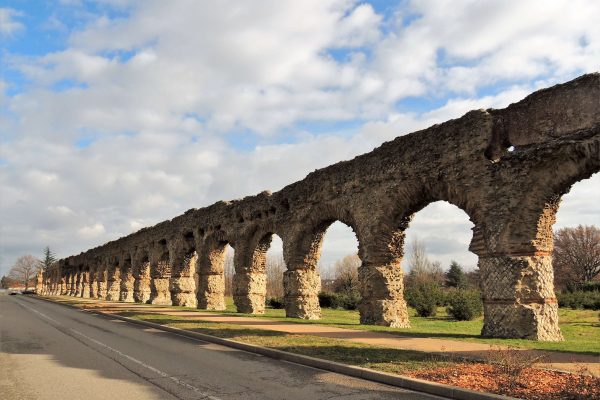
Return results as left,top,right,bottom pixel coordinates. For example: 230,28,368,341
37,296,514,400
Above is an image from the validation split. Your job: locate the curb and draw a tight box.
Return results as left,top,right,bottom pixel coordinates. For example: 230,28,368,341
35,296,516,400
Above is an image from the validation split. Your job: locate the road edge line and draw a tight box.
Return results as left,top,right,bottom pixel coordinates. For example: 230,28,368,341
34,296,516,400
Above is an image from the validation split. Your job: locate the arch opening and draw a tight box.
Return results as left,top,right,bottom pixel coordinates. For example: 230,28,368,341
402,200,478,319
223,243,235,299
552,172,600,293
317,221,361,314
265,234,285,299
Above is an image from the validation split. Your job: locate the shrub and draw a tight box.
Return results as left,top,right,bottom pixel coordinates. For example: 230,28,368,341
406,281,441,317
267,296,284,309
318,290,361,310
557,291,600,310
565,281,600,293
447,290,483,320
318,291,339,308
337,290,361,310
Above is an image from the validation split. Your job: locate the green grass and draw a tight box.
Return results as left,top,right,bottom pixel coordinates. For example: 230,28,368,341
121,312,451,376
49,295,600,354
195,298,600,354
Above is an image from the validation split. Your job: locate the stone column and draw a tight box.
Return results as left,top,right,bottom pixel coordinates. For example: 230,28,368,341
105,266,121,301
358,260,410,328
60,275,67,295
36,272,43,294
197,244,226,310
479,253,563,340
283,268,321,319
133,260,152,303
81,271,91,298
233,242,266,314
68,273,76,296
282,232,323,320
75,271,83,297
170,249,198,307
96,268,108,300
119,258,135,302
149,250,172,305
89,268,97,298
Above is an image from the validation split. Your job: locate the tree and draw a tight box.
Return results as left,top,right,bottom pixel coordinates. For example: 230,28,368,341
553,225,600,289
40,246,57,270
445,260,468,289
333,253,361,294
8,255,41,290
405,239,444,287
1,275,15,289
266,254,285,297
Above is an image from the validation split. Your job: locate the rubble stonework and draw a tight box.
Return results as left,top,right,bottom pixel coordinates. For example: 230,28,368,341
40,74,600,341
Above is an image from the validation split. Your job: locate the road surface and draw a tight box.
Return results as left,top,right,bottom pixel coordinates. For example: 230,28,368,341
0,295,446,400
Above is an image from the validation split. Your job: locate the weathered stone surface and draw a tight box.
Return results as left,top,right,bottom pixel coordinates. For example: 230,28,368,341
480,255,563,340
284,269,321,319
233,272,267,314
170,277,197,307
150,277,172,305
40,74,600,340
197,273,225,310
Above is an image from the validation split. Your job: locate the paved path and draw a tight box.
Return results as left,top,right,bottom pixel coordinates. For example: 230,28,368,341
68,298,599,377
0,295,445,400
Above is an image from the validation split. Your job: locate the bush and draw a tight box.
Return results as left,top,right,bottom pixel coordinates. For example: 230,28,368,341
406,281,441,317
318,291,338,308
557,291,600,310
266,296,284,309
565,281,600,293
447,290,483,321
338,290,361,310
318,290,361,310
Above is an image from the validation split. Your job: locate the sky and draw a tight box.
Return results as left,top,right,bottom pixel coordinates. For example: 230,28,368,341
1,0,599,276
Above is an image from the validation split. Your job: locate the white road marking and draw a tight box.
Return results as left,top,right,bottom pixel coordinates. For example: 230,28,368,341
17,299,222,400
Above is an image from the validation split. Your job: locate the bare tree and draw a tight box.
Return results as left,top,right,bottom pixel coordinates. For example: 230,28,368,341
406,238,429,273
405,239,444,287
333,253,361,293
553,225,600,289
223,246,235,297
8,255,41,290
266,254,285,297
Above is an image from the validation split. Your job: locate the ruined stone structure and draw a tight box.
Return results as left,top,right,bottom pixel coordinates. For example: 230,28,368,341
38,73,600,341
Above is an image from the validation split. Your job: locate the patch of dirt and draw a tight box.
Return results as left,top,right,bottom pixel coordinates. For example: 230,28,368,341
410,363,600,400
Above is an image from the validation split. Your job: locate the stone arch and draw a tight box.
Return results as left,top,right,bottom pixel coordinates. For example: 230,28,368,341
119,252,134,302
96,258,109,299
196,231,231,310
282,204,361,320
149,239,172,305
105,255,121,301
477,142,600,340
287,204,362,270
355,194,479,328
169,231,198,307
133,247,151,303
232,225,284,314
81,263,91,298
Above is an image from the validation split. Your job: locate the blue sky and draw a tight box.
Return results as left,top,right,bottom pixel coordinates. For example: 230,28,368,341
1,0,599,276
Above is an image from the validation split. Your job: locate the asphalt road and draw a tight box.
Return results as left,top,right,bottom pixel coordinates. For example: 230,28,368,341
0,295,446,400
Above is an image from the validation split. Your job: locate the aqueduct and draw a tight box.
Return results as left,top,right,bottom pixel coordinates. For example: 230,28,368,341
38,73,600,341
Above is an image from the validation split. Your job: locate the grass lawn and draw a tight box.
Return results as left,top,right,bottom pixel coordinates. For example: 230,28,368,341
50,295,600,354
194,298,600,354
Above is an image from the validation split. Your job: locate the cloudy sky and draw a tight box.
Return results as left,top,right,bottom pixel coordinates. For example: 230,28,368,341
1,0,599,276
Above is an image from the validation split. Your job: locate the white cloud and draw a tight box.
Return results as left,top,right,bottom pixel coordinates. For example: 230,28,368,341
0,8,24,36
78,223,106,239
